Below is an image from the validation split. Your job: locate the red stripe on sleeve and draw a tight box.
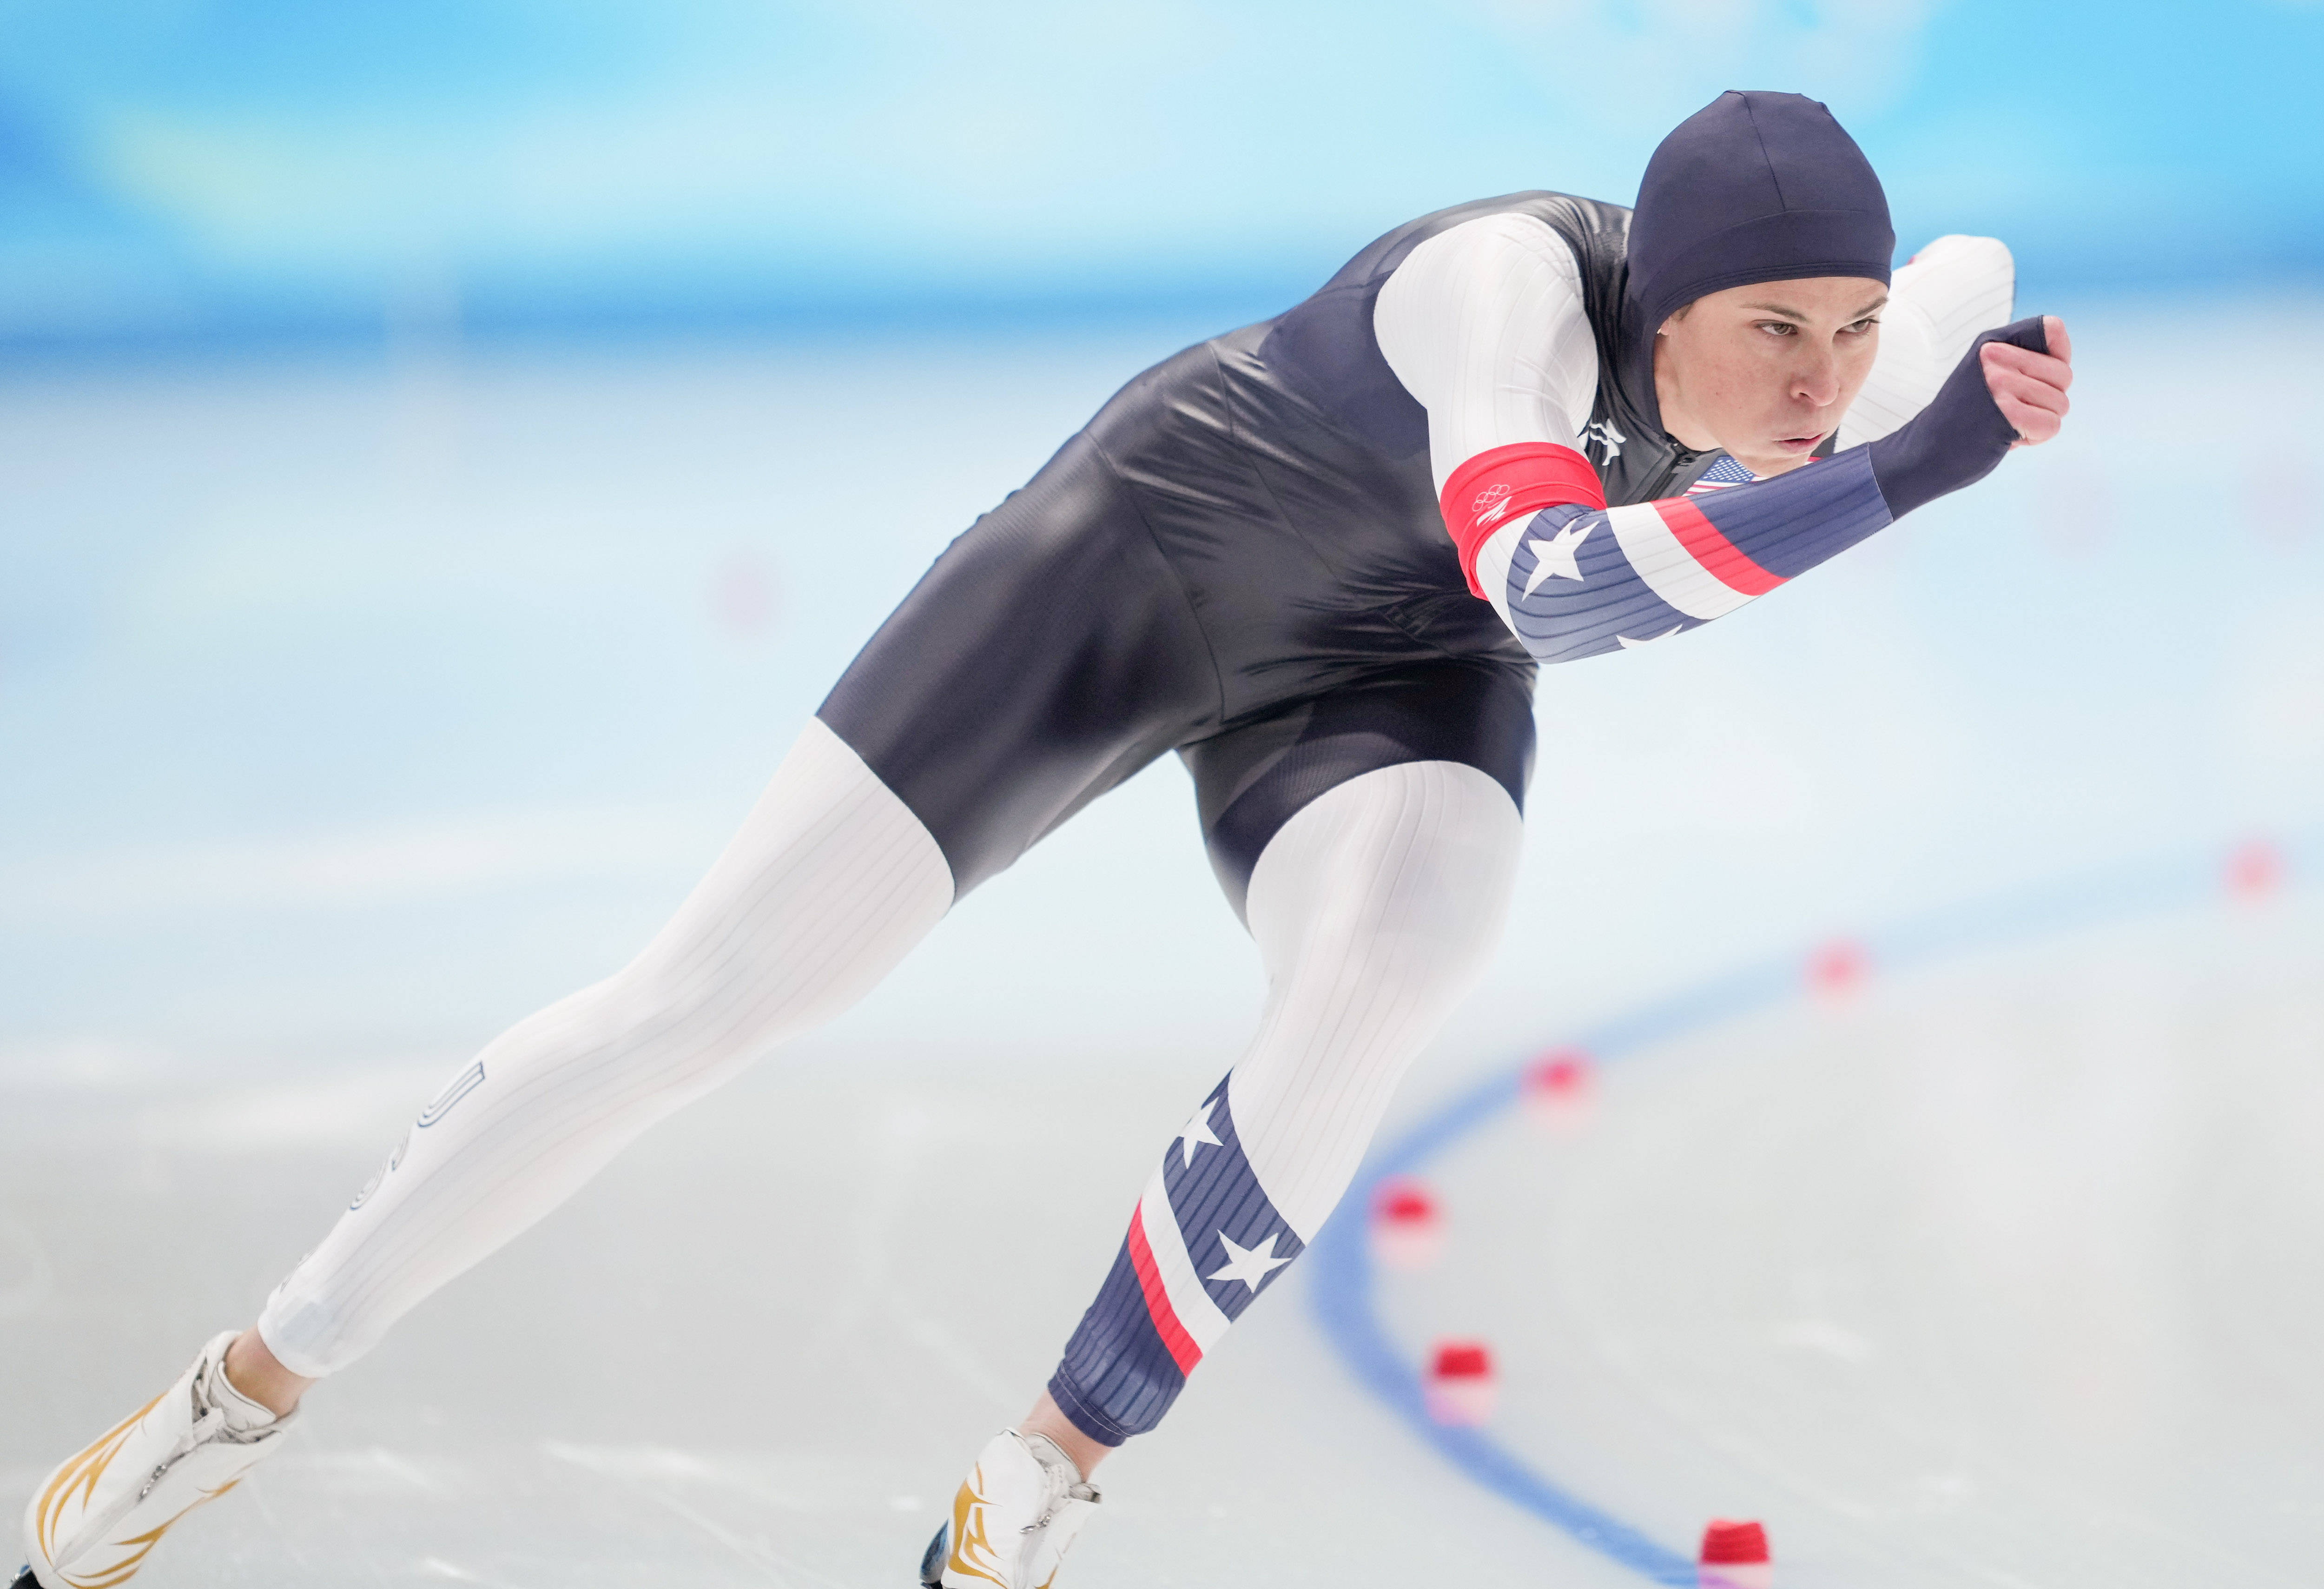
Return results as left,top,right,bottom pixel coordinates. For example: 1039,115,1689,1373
1438,442,1606,598
1125,1201,1204,1377
1650,495,1786,596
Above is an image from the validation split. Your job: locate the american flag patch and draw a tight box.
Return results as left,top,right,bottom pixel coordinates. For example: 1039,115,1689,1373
1685,456,1757,495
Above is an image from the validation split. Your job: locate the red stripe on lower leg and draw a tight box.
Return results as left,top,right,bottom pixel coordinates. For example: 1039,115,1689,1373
1125,1202,1204,1377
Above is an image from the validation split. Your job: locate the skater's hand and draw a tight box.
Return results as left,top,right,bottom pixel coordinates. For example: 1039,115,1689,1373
1982,315,2072,447
1866,314,2056,518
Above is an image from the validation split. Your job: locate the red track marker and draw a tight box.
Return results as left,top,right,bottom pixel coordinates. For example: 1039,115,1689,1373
1425,1338,1497,1426
1523,1046,1596,1132
2227,837,2284,901
1369,1176,1444,1271
1698,1518,1771,1588
1807,938,1868,1000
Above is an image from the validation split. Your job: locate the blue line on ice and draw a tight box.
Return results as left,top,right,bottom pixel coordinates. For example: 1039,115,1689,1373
1306,835,2314,1584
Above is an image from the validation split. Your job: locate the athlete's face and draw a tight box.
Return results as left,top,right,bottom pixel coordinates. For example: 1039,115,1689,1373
1651,276,1886,477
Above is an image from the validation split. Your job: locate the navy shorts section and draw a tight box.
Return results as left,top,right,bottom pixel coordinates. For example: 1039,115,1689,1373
818,430,1220,899
819,332,1538,905
1180,662,1537,920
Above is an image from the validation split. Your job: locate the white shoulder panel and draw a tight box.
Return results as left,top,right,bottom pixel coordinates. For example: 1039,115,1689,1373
1837,235,2016,448
1373,212,1601,494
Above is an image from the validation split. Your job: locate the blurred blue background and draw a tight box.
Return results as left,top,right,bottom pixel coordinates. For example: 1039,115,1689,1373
5,0,2321,348
3,0,2322,1091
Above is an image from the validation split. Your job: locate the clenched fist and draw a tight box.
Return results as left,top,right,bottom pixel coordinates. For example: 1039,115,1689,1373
1983,315,2073,447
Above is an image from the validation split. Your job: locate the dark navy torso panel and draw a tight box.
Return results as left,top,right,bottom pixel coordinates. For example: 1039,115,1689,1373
819,192,1703,896
1082,322,1530,725
1252,190,1718,508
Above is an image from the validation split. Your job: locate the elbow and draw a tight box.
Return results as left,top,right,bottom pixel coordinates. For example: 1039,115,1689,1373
1506,601,1695,666
1907,234,2013,277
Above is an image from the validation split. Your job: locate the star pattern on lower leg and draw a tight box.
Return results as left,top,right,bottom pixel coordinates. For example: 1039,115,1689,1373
1175,1101,1223,1168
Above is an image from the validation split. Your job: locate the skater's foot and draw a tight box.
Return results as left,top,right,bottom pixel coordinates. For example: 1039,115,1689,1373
16,1331,297,1589
919,1429,1101,1589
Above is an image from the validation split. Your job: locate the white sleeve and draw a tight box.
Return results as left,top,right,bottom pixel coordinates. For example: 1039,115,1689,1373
1836,234,2016,447
1372,213,1601,495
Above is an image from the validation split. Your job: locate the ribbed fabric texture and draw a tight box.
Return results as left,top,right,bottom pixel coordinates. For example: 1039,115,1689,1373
1676,443,1891,581
1049,760,1522,1442
1230,760,1522,1233
258,718,954,1377
1487,444,1893,666
1371,212,1601,495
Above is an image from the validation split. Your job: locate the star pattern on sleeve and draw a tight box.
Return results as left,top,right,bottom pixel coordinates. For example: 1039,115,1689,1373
1206,1230,1293,1292
1520,519,1593,596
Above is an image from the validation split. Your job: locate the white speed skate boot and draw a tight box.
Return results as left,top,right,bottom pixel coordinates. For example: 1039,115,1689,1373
918,1429,1101,1589
15,1331,297,1589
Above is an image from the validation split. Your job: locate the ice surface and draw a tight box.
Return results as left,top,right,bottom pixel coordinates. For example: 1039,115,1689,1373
5,892,2321,1585
0,1039,1612,1587
1362,892,2324,1587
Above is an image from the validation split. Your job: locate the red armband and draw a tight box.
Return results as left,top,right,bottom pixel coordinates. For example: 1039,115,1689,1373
1439,443,1607,597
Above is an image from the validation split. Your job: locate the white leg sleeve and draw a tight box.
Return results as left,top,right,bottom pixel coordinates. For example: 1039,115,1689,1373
1046,758,1523,1443
258,718,953,1377
1230,759,1524,1236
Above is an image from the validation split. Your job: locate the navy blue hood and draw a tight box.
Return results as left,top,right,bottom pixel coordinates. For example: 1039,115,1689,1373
1626,91,1895,341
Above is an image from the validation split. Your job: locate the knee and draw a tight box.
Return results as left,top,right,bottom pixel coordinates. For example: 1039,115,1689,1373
1245,760,1522,987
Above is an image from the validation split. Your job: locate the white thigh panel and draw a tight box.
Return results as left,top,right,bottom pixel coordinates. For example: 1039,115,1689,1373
1228,760,1524,1238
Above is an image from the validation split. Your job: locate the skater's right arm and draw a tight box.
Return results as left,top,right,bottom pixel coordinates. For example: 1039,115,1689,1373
1372,212,1607,603
1374,216,2071,664
1470,318,2060,662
